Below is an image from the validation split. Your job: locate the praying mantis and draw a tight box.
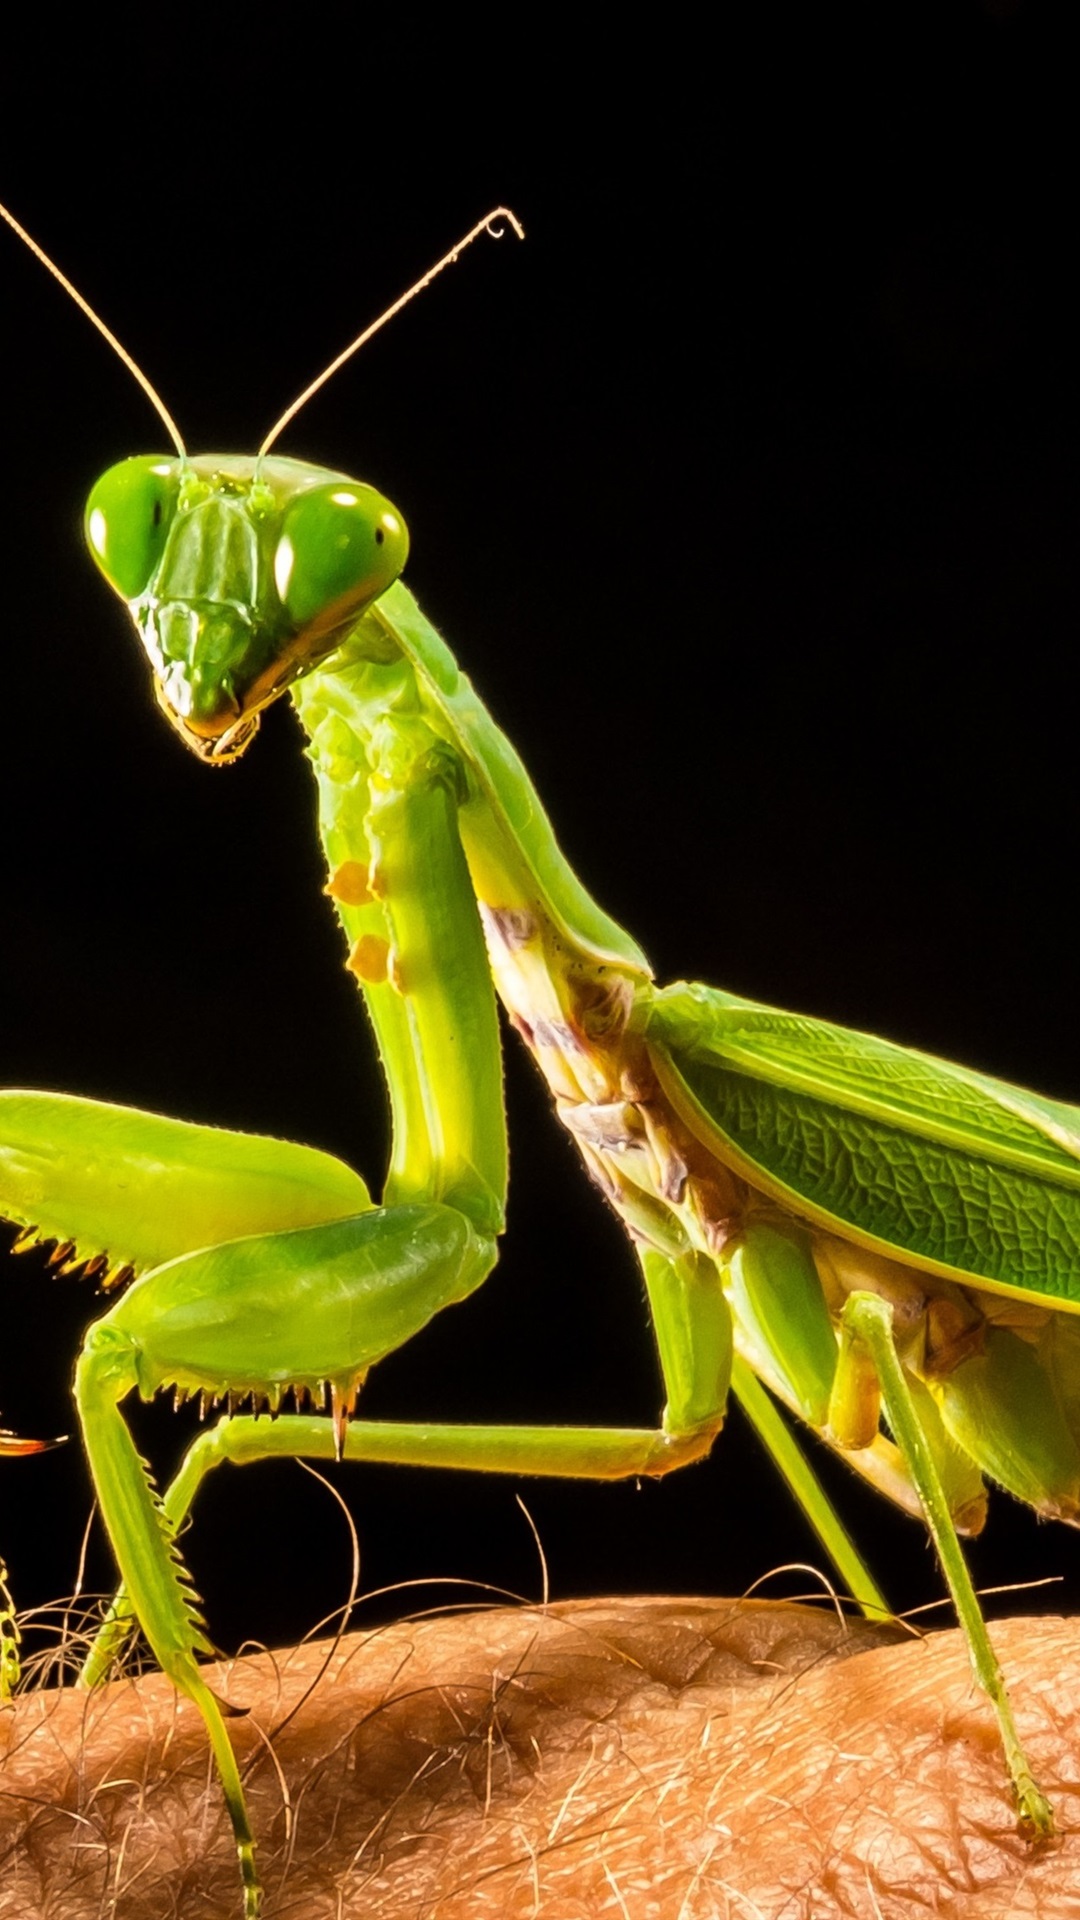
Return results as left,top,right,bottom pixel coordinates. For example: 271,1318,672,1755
0,199,1076,1914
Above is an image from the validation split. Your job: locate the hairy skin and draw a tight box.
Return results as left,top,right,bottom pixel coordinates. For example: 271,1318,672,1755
0,1597,1075,1919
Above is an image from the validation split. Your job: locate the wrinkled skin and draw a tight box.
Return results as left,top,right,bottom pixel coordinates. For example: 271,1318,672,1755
1,1597,1075,1919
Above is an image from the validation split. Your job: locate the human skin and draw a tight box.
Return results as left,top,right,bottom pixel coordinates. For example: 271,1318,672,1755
0,1597,1075,1920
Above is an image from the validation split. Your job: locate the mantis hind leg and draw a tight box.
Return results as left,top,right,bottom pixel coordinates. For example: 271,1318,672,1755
838,1290,1055,1840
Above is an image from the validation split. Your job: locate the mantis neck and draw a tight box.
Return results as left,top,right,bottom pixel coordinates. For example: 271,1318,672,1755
293,645,507,1236
293,585,739,1280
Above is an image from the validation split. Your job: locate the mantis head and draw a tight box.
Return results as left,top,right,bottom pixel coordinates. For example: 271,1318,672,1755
0,197,521,762
85,454,409,762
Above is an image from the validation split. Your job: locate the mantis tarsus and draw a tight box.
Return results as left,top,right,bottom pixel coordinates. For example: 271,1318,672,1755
0,199,1074,1914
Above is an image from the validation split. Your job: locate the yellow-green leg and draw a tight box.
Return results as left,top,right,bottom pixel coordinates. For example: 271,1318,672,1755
840,1290,1054,1840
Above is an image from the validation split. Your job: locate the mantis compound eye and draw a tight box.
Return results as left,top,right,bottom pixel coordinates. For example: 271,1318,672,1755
85,456,181,600
274,482,409,636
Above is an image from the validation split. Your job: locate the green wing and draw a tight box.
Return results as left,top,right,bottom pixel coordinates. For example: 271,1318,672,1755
644,983,1080,1310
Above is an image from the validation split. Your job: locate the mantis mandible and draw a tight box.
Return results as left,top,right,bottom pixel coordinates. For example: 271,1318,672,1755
0,199,1073,1913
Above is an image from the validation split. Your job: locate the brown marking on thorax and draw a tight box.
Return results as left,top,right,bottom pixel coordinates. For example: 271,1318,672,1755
479,903,746,1264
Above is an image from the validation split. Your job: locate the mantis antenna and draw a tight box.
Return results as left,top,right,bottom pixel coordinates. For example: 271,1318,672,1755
0,198,188,460
1,198,524,467
257,206,526,458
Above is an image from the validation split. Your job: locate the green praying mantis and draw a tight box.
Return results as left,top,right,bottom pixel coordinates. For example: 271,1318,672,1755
0,199,1076,1914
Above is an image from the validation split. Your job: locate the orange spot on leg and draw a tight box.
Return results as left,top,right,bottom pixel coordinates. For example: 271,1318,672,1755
347,935,390,984
325,861,373,906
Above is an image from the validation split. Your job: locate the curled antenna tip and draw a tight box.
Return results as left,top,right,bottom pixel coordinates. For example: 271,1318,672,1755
483,207,526,241
259,205,528,458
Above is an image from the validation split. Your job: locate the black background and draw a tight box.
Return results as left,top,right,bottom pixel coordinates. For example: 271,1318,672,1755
2,4,1079,1667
